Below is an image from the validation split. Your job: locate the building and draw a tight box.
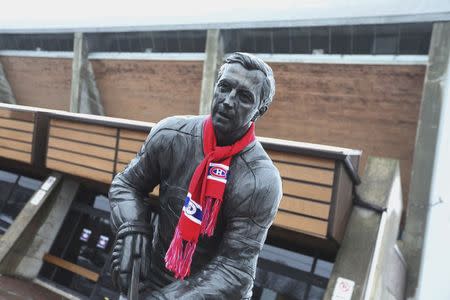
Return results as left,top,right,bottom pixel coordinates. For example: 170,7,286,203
0,1,449,299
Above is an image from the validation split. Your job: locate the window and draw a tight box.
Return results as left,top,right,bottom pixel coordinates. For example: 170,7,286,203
352,25,375,54
289,28,311,54
0,34,73,51
39,188,116,298
399,23,432,54
374,24,400,54
224,23,431,55
87,30,206,53
0,23,431,55
0,170,42,234
331,26,352,54
253,244,334,300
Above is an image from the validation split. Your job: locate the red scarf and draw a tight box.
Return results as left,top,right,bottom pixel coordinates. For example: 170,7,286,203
164,116,255,279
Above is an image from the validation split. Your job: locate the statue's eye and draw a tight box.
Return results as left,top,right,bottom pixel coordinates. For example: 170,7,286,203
218,82,231,92
240,91,254,104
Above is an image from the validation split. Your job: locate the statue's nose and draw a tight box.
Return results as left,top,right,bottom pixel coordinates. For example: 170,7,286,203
223,89,237,109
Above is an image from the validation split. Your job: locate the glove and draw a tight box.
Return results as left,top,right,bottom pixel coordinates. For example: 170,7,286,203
110,232,151,295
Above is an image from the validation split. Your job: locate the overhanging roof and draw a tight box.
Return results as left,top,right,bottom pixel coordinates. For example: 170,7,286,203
0,0,449,33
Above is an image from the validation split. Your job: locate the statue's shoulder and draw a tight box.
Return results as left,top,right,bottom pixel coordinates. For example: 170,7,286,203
150,115,204,138
230,141,282,226
241,142,279,174
238,141,282,191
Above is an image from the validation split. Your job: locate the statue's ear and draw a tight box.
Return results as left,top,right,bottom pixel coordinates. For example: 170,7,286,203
258,106,268,117
252,106,268,122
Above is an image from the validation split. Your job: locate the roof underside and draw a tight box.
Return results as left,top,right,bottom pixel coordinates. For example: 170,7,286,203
1,0,450,33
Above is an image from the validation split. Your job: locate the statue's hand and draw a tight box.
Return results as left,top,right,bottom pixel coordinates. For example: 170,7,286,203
110,233,150,294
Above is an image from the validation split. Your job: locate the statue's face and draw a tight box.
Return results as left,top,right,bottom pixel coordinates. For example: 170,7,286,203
211,63,266,136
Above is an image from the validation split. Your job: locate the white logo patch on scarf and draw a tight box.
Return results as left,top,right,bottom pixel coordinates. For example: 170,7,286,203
182,193,203,225
207,163,229,184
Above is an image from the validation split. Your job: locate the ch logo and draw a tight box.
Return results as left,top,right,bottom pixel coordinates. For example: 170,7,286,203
185,201,197,215
211,167,227,178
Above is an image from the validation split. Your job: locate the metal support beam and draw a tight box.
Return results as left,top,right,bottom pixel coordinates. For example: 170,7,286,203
70,32,104,115
0,62,16,104
198,29,224,115
401,21,450,298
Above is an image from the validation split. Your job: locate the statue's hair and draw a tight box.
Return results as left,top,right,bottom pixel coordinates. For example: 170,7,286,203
218,52,276,109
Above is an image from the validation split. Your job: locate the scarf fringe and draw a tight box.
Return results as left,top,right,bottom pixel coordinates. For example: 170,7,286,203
164,227,197,280
199,196,222,237
165,227,183,272
178,241,196,279
200,197,213,233
205,198,222,236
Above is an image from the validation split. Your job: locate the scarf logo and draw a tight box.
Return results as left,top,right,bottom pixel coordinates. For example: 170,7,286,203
182,193,203,225
207,163,229,184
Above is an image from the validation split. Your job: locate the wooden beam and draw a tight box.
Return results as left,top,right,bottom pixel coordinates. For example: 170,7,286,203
43,254,99,282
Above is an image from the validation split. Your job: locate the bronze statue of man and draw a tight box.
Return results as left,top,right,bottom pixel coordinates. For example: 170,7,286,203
109,52,282,299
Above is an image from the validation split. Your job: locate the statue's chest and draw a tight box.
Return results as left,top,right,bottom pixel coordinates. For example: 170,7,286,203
160,137,203,189
157,135,251,223
158,136,202,212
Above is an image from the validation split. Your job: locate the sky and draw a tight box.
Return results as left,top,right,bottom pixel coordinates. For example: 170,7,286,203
1,0,449,32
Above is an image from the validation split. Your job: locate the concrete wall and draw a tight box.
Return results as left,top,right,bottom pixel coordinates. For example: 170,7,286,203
415,23,450,299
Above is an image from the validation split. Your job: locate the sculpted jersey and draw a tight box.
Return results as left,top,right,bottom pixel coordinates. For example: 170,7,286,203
109,116,282,299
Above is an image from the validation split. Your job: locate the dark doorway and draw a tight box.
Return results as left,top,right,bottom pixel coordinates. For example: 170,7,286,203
39,187,118,299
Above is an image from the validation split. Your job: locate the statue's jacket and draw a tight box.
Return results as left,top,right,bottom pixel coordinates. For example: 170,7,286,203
109,116,282,299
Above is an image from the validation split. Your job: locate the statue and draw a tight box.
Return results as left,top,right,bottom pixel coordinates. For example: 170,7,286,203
109,52,282,299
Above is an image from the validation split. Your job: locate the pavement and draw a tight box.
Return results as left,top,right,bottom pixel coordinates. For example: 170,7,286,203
0,275,70,300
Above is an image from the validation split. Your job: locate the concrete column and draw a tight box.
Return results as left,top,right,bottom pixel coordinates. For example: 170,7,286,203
70,32,104,115
324,157,403,300
198,29,224,115
0,174,79,279
401,22,450,299
0,62,16,104
0,173,62,272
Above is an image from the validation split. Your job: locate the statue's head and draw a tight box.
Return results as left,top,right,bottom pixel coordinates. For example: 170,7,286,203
211,52,276,140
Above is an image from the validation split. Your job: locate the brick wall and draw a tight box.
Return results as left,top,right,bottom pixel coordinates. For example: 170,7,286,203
258,63,426,204
0,56,71,111
0,57,425,205
91,59,203,122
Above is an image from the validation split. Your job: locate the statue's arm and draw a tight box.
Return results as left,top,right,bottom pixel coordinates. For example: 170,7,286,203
109,123,165,235
149,166,282,299
109,120,178,293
